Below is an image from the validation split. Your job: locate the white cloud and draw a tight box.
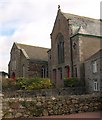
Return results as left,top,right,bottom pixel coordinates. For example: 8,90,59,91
11,21,51,48
59,0,100,18
0,36,11,72
0,36,11,54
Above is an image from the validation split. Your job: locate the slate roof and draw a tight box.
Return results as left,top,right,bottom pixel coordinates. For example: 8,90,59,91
0,71,8,76
85,49,102,61
15,43,49,61
62,12,102,37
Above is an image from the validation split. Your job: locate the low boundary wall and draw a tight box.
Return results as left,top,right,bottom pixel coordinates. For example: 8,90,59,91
2,93,101,118
3,87,86,98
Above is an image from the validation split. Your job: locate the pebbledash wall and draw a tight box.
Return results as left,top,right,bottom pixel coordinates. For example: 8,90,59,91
2,93,101,118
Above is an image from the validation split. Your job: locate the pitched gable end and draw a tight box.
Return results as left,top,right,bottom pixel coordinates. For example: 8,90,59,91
21,49,30,59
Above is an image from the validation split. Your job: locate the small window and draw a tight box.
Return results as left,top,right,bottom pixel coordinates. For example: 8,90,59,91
92,61,97,73
73,42,77,49
46,67,48,78
59,68,62,80
23,65,26,77
41,66,46,78
94,81,98,91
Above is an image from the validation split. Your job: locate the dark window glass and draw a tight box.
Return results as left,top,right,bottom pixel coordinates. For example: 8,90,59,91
41,66,45,78
57,34,64,64
53,69,56,84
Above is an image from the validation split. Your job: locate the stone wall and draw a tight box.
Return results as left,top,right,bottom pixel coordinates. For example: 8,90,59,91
3,87,86,98
28,60,48,78
85,50,102,93
9,43,48,79
0,94,2,120
2,93,101,118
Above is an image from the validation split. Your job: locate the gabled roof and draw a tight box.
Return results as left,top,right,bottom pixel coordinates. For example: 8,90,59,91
85,49,102,62
15,43,49,61
0,71,8,76
62,12,101,37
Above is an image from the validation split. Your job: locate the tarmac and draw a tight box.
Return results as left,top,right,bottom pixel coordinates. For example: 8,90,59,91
1,111,102,120
38,111,102,119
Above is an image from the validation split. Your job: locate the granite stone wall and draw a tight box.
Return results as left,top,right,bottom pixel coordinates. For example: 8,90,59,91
2,93,101,118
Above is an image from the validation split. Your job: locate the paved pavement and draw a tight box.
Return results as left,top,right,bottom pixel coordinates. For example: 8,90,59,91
38,111,102,119
1,111,102,120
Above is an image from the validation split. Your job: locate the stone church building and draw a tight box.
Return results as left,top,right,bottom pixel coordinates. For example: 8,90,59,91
48,7,102,91
8,43,49,79
8,7,102,93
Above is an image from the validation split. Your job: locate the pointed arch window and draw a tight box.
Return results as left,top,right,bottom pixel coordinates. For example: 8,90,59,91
23,64,26,77
57,34,64,64
41,66,45,78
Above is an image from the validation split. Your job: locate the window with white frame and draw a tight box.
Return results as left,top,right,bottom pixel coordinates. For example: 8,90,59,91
94,81,98,91
92,61,97,73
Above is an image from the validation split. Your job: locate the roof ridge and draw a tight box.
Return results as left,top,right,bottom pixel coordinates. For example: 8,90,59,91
62,12,100,21
14,42,48,61
16,42,49,49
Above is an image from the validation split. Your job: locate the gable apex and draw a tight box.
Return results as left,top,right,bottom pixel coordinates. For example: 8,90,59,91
51,8,101,37
14,42,49,61
50,7,65,37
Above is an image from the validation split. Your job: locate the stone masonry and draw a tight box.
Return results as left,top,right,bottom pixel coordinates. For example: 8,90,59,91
2,93,101,118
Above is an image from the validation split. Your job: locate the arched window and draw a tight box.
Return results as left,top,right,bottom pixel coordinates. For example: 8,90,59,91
23,64,26,77
41,66,46,78
57,34,64,64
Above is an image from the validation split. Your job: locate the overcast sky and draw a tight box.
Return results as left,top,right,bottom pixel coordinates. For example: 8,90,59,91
0,0,101,73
